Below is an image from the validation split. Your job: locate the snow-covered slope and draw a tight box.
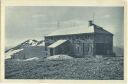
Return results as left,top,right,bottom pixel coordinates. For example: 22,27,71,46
22,39,38,46
5,39,46,59
5,49,23,59
5,39,39,52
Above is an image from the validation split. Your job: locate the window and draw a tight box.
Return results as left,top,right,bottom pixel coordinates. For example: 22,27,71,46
75,44,80,53
85,35,89,39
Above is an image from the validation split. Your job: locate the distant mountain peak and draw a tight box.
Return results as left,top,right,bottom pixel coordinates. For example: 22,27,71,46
5,39,45,53
22,39,38,46
25,39,38,43
5,39,46,59
5,39,39,53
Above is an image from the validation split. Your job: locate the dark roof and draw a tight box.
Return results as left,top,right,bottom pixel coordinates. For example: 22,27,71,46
94,25,113,35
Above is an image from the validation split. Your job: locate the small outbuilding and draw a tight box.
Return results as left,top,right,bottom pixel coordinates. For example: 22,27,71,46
47,40,69,56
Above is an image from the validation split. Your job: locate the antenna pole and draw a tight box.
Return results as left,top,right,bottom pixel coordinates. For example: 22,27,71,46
93,13,95,23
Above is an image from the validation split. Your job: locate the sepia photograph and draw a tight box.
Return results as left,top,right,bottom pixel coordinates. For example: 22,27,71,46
4,6,124,80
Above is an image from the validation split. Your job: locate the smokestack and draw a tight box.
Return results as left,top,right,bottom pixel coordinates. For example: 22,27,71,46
88,20,93,26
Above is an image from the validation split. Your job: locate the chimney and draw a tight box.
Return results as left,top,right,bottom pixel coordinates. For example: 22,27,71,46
88,20,93,26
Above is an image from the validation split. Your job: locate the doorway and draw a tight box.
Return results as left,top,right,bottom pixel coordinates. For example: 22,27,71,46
50,48,54,56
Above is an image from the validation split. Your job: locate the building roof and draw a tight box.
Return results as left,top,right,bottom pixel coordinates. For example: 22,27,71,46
94,25,113,35
46,25,94,36
46,24,113,37
48,40,67,48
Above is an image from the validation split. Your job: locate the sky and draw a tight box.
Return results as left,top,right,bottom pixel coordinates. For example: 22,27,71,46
5,6,124,48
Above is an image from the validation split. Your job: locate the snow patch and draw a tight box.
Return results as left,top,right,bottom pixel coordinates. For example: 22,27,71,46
24,57,39,61
25,39,38,46
47,55,73,60
37,42,45,46
5,49,23,59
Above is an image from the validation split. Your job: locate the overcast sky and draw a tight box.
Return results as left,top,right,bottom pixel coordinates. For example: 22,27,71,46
5,6,124,48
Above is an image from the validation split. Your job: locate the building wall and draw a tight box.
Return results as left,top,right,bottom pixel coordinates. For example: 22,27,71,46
69,43,94,57
94,33,113,43
45,33,94,57
45,31,113,56
94,33,113,55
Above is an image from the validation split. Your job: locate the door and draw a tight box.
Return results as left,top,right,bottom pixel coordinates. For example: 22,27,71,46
50,48,53,56
83,43,91,55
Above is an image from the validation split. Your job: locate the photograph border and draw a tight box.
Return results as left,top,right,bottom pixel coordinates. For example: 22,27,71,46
0,0,127,84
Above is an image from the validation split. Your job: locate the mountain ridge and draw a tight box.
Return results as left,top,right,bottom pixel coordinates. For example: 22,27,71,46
5,39,46,59
5,39,44,53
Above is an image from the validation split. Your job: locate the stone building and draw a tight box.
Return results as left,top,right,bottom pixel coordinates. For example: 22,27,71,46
44,20,113,57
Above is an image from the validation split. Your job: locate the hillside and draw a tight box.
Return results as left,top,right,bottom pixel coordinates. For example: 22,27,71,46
5,56,123,79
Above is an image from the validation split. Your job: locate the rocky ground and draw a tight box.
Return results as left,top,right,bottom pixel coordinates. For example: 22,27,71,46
5,56,123,80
